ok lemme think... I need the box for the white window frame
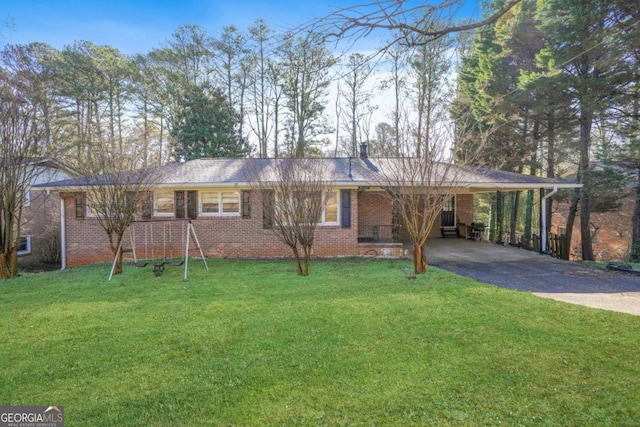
[154,190,175,217]
[17,235,31,256]
[86,200,98,218]
[275,191,340,226]
[199,190,241,217]
[320,190,339,226]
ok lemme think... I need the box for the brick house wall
[553,195,635,261]
[19,189,62,267]
[62,189,361,267]
[357,191,392,236]
[61,189,477,267]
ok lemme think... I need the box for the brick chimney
[359,143,368,159]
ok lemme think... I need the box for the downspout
[60,197,66,270]
[540,186,558,254]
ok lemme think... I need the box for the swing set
[108,219,209,282]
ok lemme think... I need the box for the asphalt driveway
[425,239,640,315]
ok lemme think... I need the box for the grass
[1,258,639,426]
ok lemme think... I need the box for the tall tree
[536,0,627,260]
[340,53,375,157]
[246,19,275,158]
[279,30,335,157]
[0,48,49,278]
[170,83,247,160]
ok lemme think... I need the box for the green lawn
[1,258,639,426]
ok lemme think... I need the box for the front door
[440,196,455,227]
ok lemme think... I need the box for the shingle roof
[36,157,578,192]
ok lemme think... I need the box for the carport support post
[540,186,558,254]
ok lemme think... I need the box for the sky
[2,0,375,54]
[1,0,484,54]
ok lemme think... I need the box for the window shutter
[262,189,274,229]
[242,190,251,219]
[141,191,152,220]
[341,189,351,228]
[75,192,86,219]
[187,191,198,219]
[175,191,185,219]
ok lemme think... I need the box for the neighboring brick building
[18,159,76,269]
[553,192,636,261]
[40,151,577,268]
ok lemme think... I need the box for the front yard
[1,259,638,425]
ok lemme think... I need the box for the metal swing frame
[108,218,209,282]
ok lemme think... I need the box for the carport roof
[37,157,579,192]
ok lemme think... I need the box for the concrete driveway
[425,239,640,315]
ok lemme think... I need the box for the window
[323,192,338,224]
[24,190,31,207]
[273,191,339,226]
[155,191,174,216]
[17,236,31,256]
[199,191,240,216]
[86,200,99,218]
[175,191,198,219]
[201,192,219,214]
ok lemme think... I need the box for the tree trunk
[290,245,304,276]
[413,242,426,274]
[0,250,18,279]
[109,231,125,275]
[524,190,534,246]
[564,191,580,260]
[496,191,504,243]
[579,110,594,261]
[631,169,640,262]
[302,244,312,276]
[509,192,520,244]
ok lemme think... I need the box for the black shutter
[175,191,185,219]
[242,190,251,219]
[187,191,198,219]
[262,189,274,229]
[75,192,86,219]
[341,189,351,229]
[141,191,152,220]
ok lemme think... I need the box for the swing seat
[170,259,184,267]
[152,262,165,276]
[134,261,148,268]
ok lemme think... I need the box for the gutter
[60,197,66,270]
[540,186,558,254]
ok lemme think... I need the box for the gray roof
[37,157,579,193]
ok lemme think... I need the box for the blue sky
[2,0,484,54]
[2,0,372,54]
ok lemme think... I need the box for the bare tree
[377,120,486,274]
[322,0,522,48]
[0,70,47,278]
[278,30,335,157]
[245,158,334,276]
[78,149,163,275]
[340,53,375,157]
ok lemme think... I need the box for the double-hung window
[17,236,31,255]
[274,191,339,226]
[154,190,175,217]
[200,191,240,216]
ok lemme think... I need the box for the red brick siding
[19,189,61,266]
[63,189,361,266]
[357,191,392,235]
[63,189,477,266]
[553,195,634,261]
